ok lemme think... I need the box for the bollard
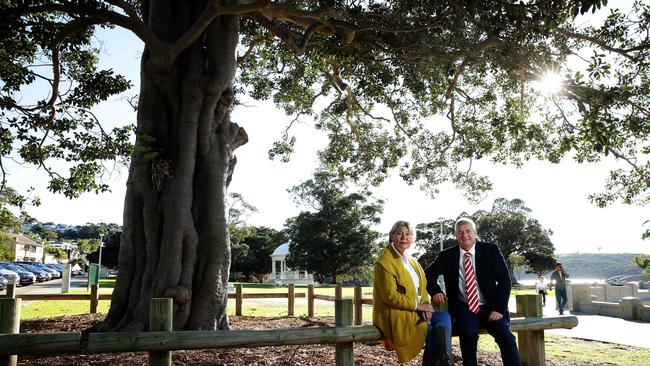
[90,284,99,314]
[5,284,15,299]
[335,284,342,299]
[235,283,242,316]
[288,284,295,316]
[61,263,71,294]
[149,298,173,366]
[516,294,544,366]
[335,299,354,366]
[308,284,314,317]
[353,286,363,325]
[0,298,21,366]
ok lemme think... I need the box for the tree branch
[250,12,306,55]
[556,28,650,61]
[170,0,271,57]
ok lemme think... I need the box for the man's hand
[432,293,447,305]
[488,311,503,322]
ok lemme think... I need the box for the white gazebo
[268,242,313,285]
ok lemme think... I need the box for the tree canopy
[3,0,650,331]
[415,219,455,268]
[0,232,16,261]
[631,254,650,275]
[2,1,649,209]
[474,198,556,282]
[418,198,556,282]
[524,251,558,277]
[285,171,382,284]
[231,226,287,283]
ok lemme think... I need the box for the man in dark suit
[425,217,521,366]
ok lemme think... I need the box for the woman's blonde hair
[388,220,416,244]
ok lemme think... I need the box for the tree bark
[99,1,246,331]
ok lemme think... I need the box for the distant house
[268,242,313,285]
[54,224,70,233]
[47,241,79,263]
[3,233,44,262]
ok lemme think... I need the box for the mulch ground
[16,314,614,365]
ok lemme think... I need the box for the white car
[0,269,20,286]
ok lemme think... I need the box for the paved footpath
[510,298,650,349]
[13,277,88,295]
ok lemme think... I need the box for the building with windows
[3,233,44,262]
[268,242,313,285]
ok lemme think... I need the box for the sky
[7,3,650,255]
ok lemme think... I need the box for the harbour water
[516,278,606,286]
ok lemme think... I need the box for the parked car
[72,269,86,277]
[0,263,36,286]
[0,276,6,291]
[13,263,50,282]
[0,268,20,286]
[44,264,64,276]
[25,262,61,279]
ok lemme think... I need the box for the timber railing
[0,294,577,366]
[5,283,306,316]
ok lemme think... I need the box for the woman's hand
[417,302,434,313]
[416,302,434,321]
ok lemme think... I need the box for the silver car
[0,268,20,286]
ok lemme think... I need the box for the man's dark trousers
[556,288,568,314]
[455,302,522,366]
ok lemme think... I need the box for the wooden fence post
[0,298,21,366]
[335,299,354,366]
[6,284,15,299]
[90,284,99,314]
[149,298,173,366]
[235,283,242,316]
[288,284,295,316]
[335,284,342,299]
[308,284,314,317]
[353,286,362,325]
[516,294,545,366]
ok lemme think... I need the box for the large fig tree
[2,1,649,331]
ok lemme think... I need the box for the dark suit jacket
[424,241,512,317]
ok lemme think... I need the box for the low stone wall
[573,283,640,302]
[639,305,650,321]
[569,284,648,322]
[579,300,619,317]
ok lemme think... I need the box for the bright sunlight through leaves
[533,71,564,95]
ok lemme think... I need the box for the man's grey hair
[388,220,416,243]
[455,217,476,232]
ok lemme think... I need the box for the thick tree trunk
[99,2,246,331]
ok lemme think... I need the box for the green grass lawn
[476,333,650,366]
[20,281,539,320]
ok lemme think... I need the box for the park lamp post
[438,217,445,252]
[98,233,104,279]
[597,246,602,284]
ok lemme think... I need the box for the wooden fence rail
[0,294,578,366]
[7,283,305,316]
[0,314,578,356]
[4,283,577,366]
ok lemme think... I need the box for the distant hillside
[514,253,644,281]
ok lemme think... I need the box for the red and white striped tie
[464,252,480,313]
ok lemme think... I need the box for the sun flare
[534,71,564,95]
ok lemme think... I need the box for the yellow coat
[373,245,430,363]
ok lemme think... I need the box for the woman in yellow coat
[373,221,452,365]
